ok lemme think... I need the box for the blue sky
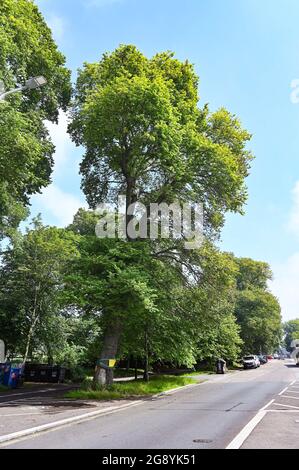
[33,0,299,320]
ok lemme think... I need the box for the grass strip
[66,375,198,401]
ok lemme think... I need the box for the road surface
[2,359,299,449]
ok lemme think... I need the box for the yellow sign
[108,359,116,368]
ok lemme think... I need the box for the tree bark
[46,347,54,365]
[23,283,41,364]
[126,177,136,240]
[143,328,149,382]
[23,325,33,364]
[93,171,135,388]
[23,314,39,364]
[93,318,122,388]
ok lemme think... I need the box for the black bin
[24,364,66,383]
[215,358,226,374]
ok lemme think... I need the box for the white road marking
[226,377,298,449]
[268,409,299,412]
[278,386,289,396]
[226,410,267,449]
[272,402,299,409]
[281,395,299,400]
[261,399,275,410]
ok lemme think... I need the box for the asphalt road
[3,359,298,449]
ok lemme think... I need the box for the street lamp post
[0,76,47,101]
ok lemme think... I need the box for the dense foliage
[0,4,284,386]
[283,319,299,351]
[67,45,254,385]
[233,257,282,354]
[0,0,71,238]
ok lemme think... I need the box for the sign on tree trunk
[0,340,5,363]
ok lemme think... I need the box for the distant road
[4,359,299,449]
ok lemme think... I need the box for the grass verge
[65,375,198,401]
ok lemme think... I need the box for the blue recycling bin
[8,366,22,389]
[2,364,11,386]
[0,363,24,389]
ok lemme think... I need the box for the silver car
[243,355,260,369]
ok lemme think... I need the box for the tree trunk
[23,283,40,364]
[143,328,149,382]
[23,315,39,364]
[93,319,122,388]
[47,347,54,365]
[125,177,138,240]
[93,174,134,388]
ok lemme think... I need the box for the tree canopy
[0,217,79,360]
[69,45,252,237]
[232,256,282,354]
[0,0,71,239]
[67,45,254,385]
[0,32,284,387]
[283,319,299,351]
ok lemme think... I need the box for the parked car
[258,355,267,364]
[267,355,273,360]
[243,355,260,369]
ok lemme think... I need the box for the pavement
[0,359,297,449]
[0,383,136,439]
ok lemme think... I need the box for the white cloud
[288,180,299,236]
[32,185,87,227]
[46,14,65,41]
[45,111,71,172]
[28,111,86,227]
[271,253,299,321]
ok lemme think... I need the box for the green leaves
[233,257,282,354]
[0,0,71,238]
[69,45,252,241]
[0,106,54,202]
[283,319,299,351]
[0,219,80,356]
[0,0,71,120]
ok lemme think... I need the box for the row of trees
[0,1,282,386]
[0,213,282,383]
[283,319,299,351]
